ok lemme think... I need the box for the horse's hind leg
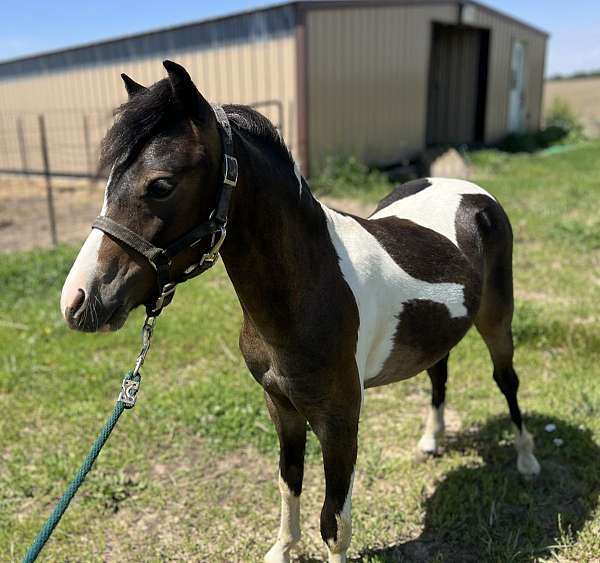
[418,354,449,455]
[475,236,540,477]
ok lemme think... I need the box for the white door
[508,41,526,132]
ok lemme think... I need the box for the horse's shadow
[302,414,600,562]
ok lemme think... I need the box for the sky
[1,1,599,77]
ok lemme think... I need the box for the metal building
[0,1,547,177]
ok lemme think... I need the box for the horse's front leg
[264,391,307,563]
[311,395,360,563]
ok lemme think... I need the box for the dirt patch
[320,196,373,218]
[0,177,374,254]
[0,174,105,252]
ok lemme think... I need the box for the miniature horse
[60,61,540,562]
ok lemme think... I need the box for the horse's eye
[146,178,175,200]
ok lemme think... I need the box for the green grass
[1,141,600,562]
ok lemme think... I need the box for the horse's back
[369,177,512,276]
[371,177,497,241]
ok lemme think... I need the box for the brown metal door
[426,24,489,146]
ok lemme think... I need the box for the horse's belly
[364,343,450,388]
[363,344,427,388]
[361,298,474,389]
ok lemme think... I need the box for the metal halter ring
[201,225,227,265]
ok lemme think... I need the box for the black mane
[223,104,293,166]
[100,78,293,174]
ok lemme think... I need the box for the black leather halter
[92,105,238,317]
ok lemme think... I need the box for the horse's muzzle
[63,286,128,332]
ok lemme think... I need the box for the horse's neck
[220,141,328,341]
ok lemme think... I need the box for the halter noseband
[92,105,238,317]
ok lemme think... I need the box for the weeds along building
[0,1,547,176]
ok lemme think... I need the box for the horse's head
[61,61,224,332]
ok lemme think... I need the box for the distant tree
[547,69,600,81]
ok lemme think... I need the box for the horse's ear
[163,60,213,125]
[120,73,146,98]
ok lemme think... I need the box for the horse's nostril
[68,288,86,319]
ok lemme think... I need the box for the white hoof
[329,553,347,563]
[419,404,445,455]
[514,424,541,478]
[264,544,291,563]
[518,452,541,478]
[418,434,438,455]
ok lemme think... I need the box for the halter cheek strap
[92,104,238,317]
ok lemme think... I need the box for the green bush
[499,126,570,154]
[545,97,586,142]
[499,131,541,153]
[498,98,586,153]
[537,125,569,147]
[312,155,392,200]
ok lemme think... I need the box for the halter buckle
[152,283,177,315]
[201,226,227,265]
[223,155,238,187]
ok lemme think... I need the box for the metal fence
[0,100,284,252]
[0,110,112,178]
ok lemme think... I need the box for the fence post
[82,114,93,178]
[17,117,29,175]
[38,114,58,247]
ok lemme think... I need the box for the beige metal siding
[468,5,547,142]
[0,35,298,174]
[306,4,458,175]
[0,1,548,179]
[306,2,547,173]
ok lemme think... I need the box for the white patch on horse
[327,471,354,563]
[264,475,301,563]
[60,171,112,317]
[100,169,112,216]
[371,178,495,247]
[293,162,303,198]
[418,403,445,454]
[321,204,467,388]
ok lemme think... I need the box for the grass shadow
[352,413,599,562]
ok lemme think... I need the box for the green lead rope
[22,371,141,563]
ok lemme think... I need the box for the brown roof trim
[0,1,295,67]
[297,1,548,37]
[465,1,549,38]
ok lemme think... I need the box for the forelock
[99,79,184,175]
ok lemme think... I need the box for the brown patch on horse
[366,301,473,388]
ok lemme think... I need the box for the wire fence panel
[0,109,112,250]
[0,109,113,177]
[0,100,284,252]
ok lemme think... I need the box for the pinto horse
[60,61,540,562]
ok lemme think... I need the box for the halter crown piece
[92,105,238,317]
